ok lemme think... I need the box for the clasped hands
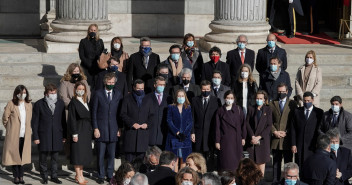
[251,136,261,145]
[273,131,286,138]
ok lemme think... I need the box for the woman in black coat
[68,82,93,184]
[245,90,272,176]
[78,24,104,88]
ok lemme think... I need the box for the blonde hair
[237,64,256,84]
[86,24,100,41]
[73,81,88,103]
[61,63,87,82]
[256,90,269,105]
[186,153,207,174]
[176,167,199,185]
[305,50,318,67]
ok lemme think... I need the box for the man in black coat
[226,35,255,85]
[146,151,177,185]
[256,34,287,75]
[191,80,221,160]
[120,79,155,162]
[302,134,337,185]
[272,162,308,185]
[259,57,292,101]
[145,76,172,149]
[32,84,66,184]
[291,92,324,172]
[201,46,231,86]
[326,128,352,185]
[210,70,231,105]
[91,73,122,184]
[155,64,173,96]
[127,37,161,93]
[171,68,200,103]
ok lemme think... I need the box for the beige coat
[2,101,32,166]
[295,65,322,107]
[58,80,91,108]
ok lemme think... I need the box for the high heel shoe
[75,176,86,185]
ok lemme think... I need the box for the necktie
[332,114,338,127]
[270,49,274,54]
[279,101,284,113]
[214,88,219,96]
[241,51,245,64]
[157,94,161,105]
[203,98,208,109]
[108,92,111,102]
[305,109,310,120]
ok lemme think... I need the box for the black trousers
[39,151,59,179]
[272,149,293,182]
[269,0,295,35]
[12,137,24,178]
[302,0,319,33]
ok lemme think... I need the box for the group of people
[2,23,352,185]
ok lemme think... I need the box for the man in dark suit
[270,83,297,182]
[259,57,292,101]
[171,68,200,103]
[201,46,231,86]
[146,151,177,185]
[210,70,231,105]
[145,76,171,149]
[191,80,221,160]
[155,64,173,96]
[302,134,337,185]
[272,162,308,185]
[320,96,352,152]
[291,91,324,171]
[127,37,161,93]
[256,34,287,75]
[91,73,122,184]
[326,128,352,185]
[226,35,255,85]
[121,79,155,162]
[32,84,66,184]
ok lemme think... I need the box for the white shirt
[242,82,248,116]
[304,105,314,118]
[155,92,163,101]
[106,89,113,100]
[18,101,26,138]
[238,48,246,59]
[279,97,287,105]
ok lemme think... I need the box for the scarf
[271,67,281,80]
[44,96,57,115]
[169,57,183,77]
[184,47,199,66]
[132,92,145,107]
[112,49,123,59]
[140,48,152,69]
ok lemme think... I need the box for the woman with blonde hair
[186,152,207,175]
[295,50,322,107]
[175,167,200,185]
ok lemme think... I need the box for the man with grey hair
[140,146,162,173]
[226,34,255,85]
[202,172,221,185]
[127,37,161,93]
[272,162,308,185]
[171,68,200,103]
[130,172,148,185]
[326,128,352,185]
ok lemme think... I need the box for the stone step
[0,63,70,76]
[0,53,80,64]
[0,75,62,87]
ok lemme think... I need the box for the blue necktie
[279,101,284,113]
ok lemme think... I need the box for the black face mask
[202,91,211,97]
[89,32,96,39]
[182,79,190,85]
[160,74,169,80]
[71,74,81,81]
[278,93,287,99]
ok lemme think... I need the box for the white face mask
[241,72,249,79]
[305,58,314,65]
[123,178,131,185]
[182,181,193,185]
[76,90,85,97]
[48,93,57,101]
[114,43,121,49]
[17,94,27,100]
[225,99,234,106]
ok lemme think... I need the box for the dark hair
[326,128,340,139]
[256,90,269,105]
[110,36,124,52]
[209,46,222,56]
[303,91,314,99]
[236,158,263,185]
[183,33,196,47]
[74,81,88,103]
[200,80,211,88]
[159,151,177,165]
[223,90,235,101]
[330,96,342,104]
[277,83,288,91]
[169,44,182,53]
[220,171,236,185]
[316,134,331,150]
[157,63,169,74]
[107,56,120,65]
[133,79,145,88]
[270,56,282,64]
[44,83,57,95]
[104,72,117,84]
[114,162,135,185]
[154,76,166,84]
[140,37,151,45]
[131,157,144,173]
[202,172,221,185]
[12,85,31,105]
[213,70,222,77]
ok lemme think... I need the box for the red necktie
[241,52,245,64]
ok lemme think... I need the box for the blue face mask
[256,99,264,106]
[186,41,194,47]
[110,65,118,72]
[304,102,313,109]
[270,64,278,72]
[156,86,165,93]
[285,179,297,185]
[177,97,185,104]
[134,90,145,96]
[142,47,151,54]
[331,105,340,113]
[267,41,276,48]
[212,78,221,86]
[230,183,236,185]
[238,42,246,50]
[331,143,339,151]
[171,53,180,61]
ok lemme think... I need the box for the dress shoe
[42,178,48,184]
[19,177,25,184]
[97,178,105,184]
[51,178,62,184]
[106,177,111,182]
[13,177,19,184]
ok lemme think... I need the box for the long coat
[192,95,221,152]
[201,60,231,86]
[291,106,324,168]
[215,105,246,171]
[245,105,272,164]
[120,94,154,153]
[269,99,297,150]
[91,88,122,142]
[295,65,322,107]
[127,52,161,93]
[330,147,352,185]
[259,69,293,101]
[95,70,128,98]
[226,48,255,84]
[59,80,91,108]
[320,108,352,152]
[210,84,231,105]
[233,80,258,108]
[165,105,193,161]
[2,101,32,166]
[181,48,203,84]
[256,45,287,75]
[32,98,67,151]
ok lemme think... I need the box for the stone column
[199,0,270,51]
[45,0,113,53]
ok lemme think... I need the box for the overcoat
[295,65,322,107]
[226,48,255,84]
[256,46,287,75]
[201,60,231,86]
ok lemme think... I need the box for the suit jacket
[330,147,352,185]
[256,46,287,75]
[120,94,155,153]
[295,65,322,107]
[146,166,176,185]
[201,60,231,86]
[32,98,67,151]
[127,52,161,93]
[272,179,308,185]
[233,80,258,108]
[211,84,231,105]
[191,95,221,152]
[226,48,255,84]
[302,149,337,185]
[171,84,201,103]
[95,70,129,98]
[91,88,122,142]
[320,108,352,152]
[259,69,292,101]
[245,105,273,164]
[291,106,324,168]
[269,99,297,150]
